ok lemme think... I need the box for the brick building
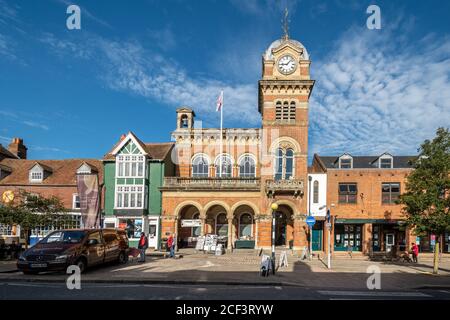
[160,33,313,251]
[0,138,103,244]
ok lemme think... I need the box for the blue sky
[1,0,449,161]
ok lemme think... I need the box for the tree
[0,190,69,248]
[399,127,450,274]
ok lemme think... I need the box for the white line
[318,290,431,297]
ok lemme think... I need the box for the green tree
[399,127,450,274]
[0,190,69,248]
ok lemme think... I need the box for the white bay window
[117,155,145,178]
[115,185,145,209]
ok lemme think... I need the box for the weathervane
[282,7,289,40]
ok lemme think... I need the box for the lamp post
[271,202,278,275]
[327,204,335,270]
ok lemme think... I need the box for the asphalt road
[1,282,450,300]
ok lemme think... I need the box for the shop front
[334,222,363,252]
[371,221,406,254]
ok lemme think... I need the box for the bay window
[117,155,145,178]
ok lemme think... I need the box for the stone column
[227,218,233,250]
[200,217,206,236]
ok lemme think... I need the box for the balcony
[162,177,261,191]
[265,179,304,198]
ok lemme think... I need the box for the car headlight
[55,255,68,262]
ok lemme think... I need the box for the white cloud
[0,110,50,131]
[309,26,450,156]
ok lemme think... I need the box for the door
[312,222,323,251]
[103,230,120,262]
[148,219,158,249]
[275,212,287,246]
[386,233,395,253]
[86,231,105,266]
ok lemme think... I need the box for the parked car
[17,228,129,275]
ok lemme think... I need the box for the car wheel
[118,251,127,264]
[75,258,87,273]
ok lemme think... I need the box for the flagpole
[220,90,223,177]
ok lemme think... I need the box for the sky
[0,0,449,161]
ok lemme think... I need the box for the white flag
[216,90,223,112]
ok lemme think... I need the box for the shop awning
[335,218,404,225]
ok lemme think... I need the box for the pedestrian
[167,233,175,258]
[138,232,148,262]
[411,242,419,263]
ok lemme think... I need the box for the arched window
[289,101,296,120]
[274,148,283,181]
[285,148,294,179]
[239,155,256,178]
[215,213,228,236]
[192,212,201,237]
[239,213,253,239]
[192,154,209,178]
[275,101,282,120]
[282,101,289,120]
[274,147,295,180]
[215,154,232,178]
[313,180,319,203]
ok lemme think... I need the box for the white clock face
[277,55,297,74]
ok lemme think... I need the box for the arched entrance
[233,204,256,249]
[205,204,229,248]
[177,205,201,248]
[274,205,294,247]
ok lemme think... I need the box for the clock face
[277,55,297,74]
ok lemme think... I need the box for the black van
[17,229,129,274]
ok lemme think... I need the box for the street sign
[306,216,316,227]
[181,219,201,227]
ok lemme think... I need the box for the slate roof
[315,154,416,169]
[0,159,103,185]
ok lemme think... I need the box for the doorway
[312,221,323,251]
[275,212,287,246]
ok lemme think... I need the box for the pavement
[1,250,450,291]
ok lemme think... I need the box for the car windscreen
[41,231,87,244]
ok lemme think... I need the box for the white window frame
[379,155,393,169]
[214,153,234,178]
[29,166,44,182]
[215,212,228,236]
[72,194,80,209]
[273,148,296,180]
[191,153,210,178]
[115,155,146,178]
[114,184,145,209]
[339,155,353,169]
[238,153,257,178]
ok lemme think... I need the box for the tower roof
[264,38,309,61]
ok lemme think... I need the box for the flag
[216,90,223,112]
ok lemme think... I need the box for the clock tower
[258,12,315,249]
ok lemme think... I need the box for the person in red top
[167,233,175,258]
[138,232,148,263]
[411,243,419,263]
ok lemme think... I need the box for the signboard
[195,236,205,251]
[279,250,288,268]
[204,234,218,252]
[431,234,436,246]
[306,216,316,228]
[181,219,202,227]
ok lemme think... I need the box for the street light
[327,203,336,270]
[271,202,278,275]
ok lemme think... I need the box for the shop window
[118,218,142,239]
[381,183,400,204]
[338,183,357,203]
[239,213,253,239]
[334,224,362,251]
[215,213,228,236]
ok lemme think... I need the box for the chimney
[8,138,27,159]
[120,134,126,141]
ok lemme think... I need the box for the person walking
[167,233,175,258]
[138,232,148,262]
[411,243,419,263]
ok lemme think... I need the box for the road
[1,282,450,300]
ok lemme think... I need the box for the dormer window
[29,166,44,182]
[338,155,353,169]
[379,155,393,169]
[77,163,93,175]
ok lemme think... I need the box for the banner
[76,173,100,228]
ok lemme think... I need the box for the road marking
[318,290,431,297]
